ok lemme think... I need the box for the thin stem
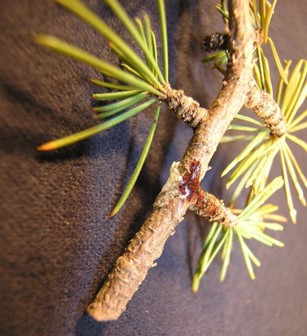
[189,188,237,228]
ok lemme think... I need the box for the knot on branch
[161,85,208,128]
[246,86,287,137]
[190,189,237,228]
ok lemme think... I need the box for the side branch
[161,84,208,128]
[190,188,237,228]
[246,85,287,137]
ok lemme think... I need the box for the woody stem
[87,0,255,321]
[246,84,287,137]
[189,188,237,228]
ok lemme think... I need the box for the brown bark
[161,85,208,128]
[87,0,255,321]
[246,85,287,137]
[190,188,237,228]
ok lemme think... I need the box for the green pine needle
[220,229,233,281]
[110,105,161,216]
[268,37,288,84]
[37,1,171,212]
[239,177,284,220]
[222,59,306,222]
[94,92,148,117]
[236,232,256,279]
[157,0,169,83]
[229,124,259,132]
[36,35,160,96]
[56,0,162,88]
[93,90,141,101]
[38,98,157,151]
[234,114,263,126]
[284,142,307,187]
[221,135,254,143]
[280,150,297,223]
[193,179,285,288]
[263,0,278,43]
[216,3,229,20]
[276,60,292,105]
[90,79,136,91]
[104,0,165,84]
[134,15,159,78]
[201,51,228,64]
[222,131,268,178]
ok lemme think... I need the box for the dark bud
[202,33,230,52]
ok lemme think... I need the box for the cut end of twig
[87,301,121,322]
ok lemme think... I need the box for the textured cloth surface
[0,1,306,335]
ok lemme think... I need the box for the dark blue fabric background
[0,1,306,335]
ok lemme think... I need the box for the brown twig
[246,84,287,137]
[190,188,237,228]
[87,0,255,321]
[161,85,208,128]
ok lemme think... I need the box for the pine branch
[87,0,256,321]
[34,0,305,322]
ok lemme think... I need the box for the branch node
[160,84,208,128]
[190,189,237,228]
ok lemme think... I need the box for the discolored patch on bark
[179,161,201,201]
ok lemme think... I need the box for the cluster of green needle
[194,0,306,288]
[36,0,169,215]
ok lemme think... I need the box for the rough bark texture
[246,85,287,137]
[189,189,237,228]
[87,161,201,320]
[87,0,256,321]
[162,85,208,127]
